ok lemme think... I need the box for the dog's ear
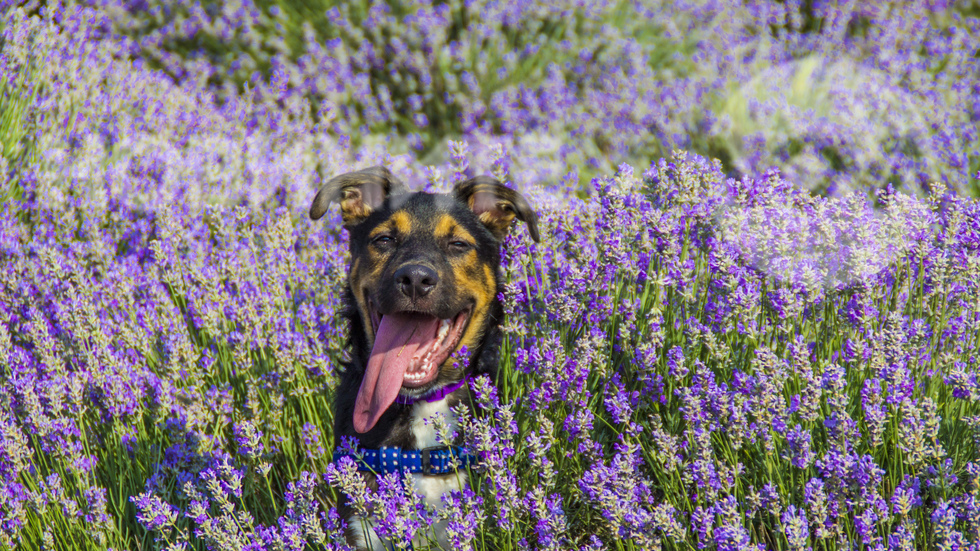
[309,166,405,226]
[453,176,539,242]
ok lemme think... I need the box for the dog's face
[310,167,538,433]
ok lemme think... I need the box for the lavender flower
[2,2,980,549]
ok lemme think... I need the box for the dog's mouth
[368,303,471,389]
[353,301,471,433]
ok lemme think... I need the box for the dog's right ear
[309,166,405,226]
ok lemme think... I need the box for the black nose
[394,264,438,300]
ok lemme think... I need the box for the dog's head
[310,166,538,433]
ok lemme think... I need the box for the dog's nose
[394,264,438,300]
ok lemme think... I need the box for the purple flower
[131,491,179,531]
[784,424,815,469]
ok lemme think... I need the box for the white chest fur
[350,397,468,550]
[410,396,455,448]
[409,396,467,503]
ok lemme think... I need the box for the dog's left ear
[453,176,539,243]
[309,166,405,226]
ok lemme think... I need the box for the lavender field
[1,1,980,549]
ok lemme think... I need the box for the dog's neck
[409,397,457,448]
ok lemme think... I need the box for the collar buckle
[420,445,451,475]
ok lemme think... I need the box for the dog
[309,166,538,550]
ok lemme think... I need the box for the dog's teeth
[436,318,451,344]
[403,358,436,384]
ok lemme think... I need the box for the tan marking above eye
[434,214,455,239]
[369,210,412,238]
[435,213,476,243]
[390,211,411,235]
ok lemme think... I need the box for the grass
[0,22,42,204]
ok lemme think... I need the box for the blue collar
[333,445,479,475]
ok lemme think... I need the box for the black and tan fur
[309,166,538,549]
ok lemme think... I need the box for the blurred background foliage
[5,0,975,197]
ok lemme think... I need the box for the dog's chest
[409,397,455,448]
[408,397,465,506]
[350,397,466,549]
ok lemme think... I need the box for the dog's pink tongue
[353,313,437,433]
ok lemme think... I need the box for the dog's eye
[372,235,395,246]
[448,240,472,251]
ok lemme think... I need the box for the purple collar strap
[395,375,472,406]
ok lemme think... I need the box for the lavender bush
[1,2,980,550]
[77,0,980,195]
